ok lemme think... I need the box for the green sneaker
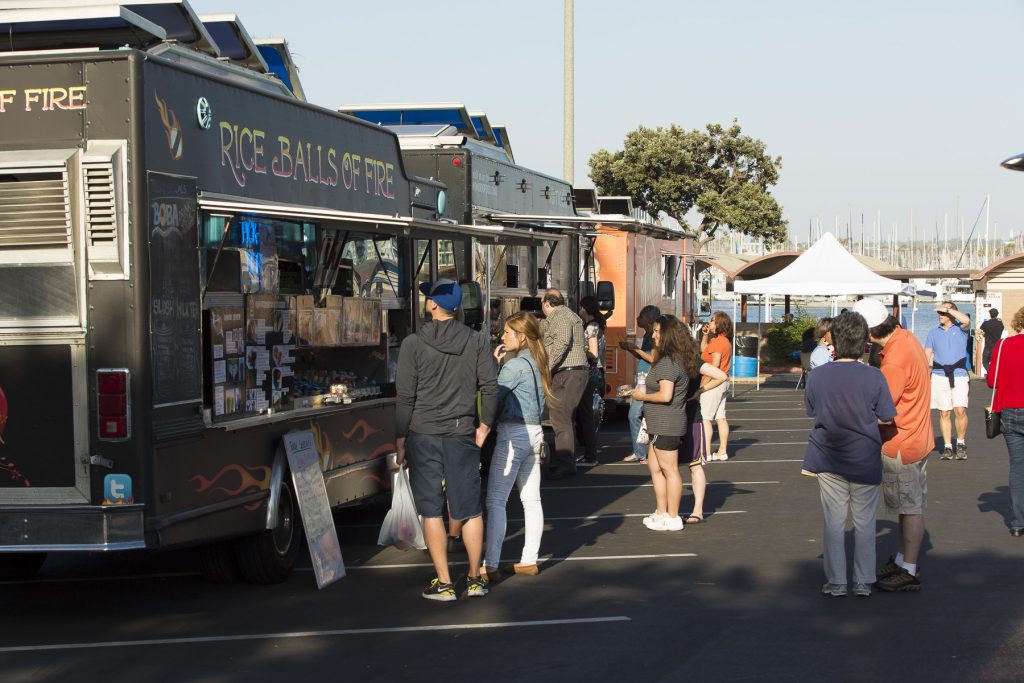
[465,575,489,598]
[422,578,457,602]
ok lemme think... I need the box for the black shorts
[406,431,481,520]
[650,433,682,452]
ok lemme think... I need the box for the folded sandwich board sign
[282,429,345,588]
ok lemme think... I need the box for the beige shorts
[699,382,727,421]
[882,453,928,515]
[930,374,969,411]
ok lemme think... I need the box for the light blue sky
[190,0,1024,244]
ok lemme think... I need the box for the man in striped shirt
[540,289,589,480]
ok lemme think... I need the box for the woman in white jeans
[483,312,553,582]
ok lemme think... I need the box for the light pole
[563,0,574,185]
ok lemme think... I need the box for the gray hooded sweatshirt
[395,318,499,438]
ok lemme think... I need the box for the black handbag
[985,343,1003,439]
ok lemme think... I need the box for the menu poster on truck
[148,173,202,406]
[208,306,244,419]
[245,295,295,410]
[282,429,345,588]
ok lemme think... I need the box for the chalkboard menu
[148,173,202,406]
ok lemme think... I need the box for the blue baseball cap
[419,278,462,313]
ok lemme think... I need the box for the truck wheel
[0,552,46,580]
[197,540,241,583]
[234,477,303,584]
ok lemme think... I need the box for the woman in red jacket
[987,306,1024,537]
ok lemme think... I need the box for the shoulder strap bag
[985,343,1003,439]
[527,359,551,463]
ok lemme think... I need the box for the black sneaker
[955,442,967,460]
[876,555,900,579]
[422,578,457,602]
[876,567,922,592]
[465,575,489,598]
[578,456,599,467]
[940,447,953,461]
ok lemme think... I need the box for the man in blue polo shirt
[925,301,972,460]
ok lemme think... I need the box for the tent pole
[731,296,736,398]
[756,295,761,392]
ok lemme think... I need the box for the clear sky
[189,0,1024,244]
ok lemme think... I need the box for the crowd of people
[394,276,1023,602]
[802,298,1024,597]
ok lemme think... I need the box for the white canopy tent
[728,232,911,391]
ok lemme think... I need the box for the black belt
[932,358,967,388]
[555,365,588,374]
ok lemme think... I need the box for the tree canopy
[589,122,787,250]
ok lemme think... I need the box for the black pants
[574,375,600,459]
[548,368,589,470]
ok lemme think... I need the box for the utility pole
[563,0,574,185]
[985,193,990,266]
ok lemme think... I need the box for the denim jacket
[496,349,545,426]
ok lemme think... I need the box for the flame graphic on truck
[154,92,183,160]
[0,386,31,486]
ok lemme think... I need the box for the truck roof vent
[0,172,72,250]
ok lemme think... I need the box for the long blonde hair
[504,311,553,402]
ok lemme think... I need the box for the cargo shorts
[882,452,928,515]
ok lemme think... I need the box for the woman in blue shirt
[809,317,834,370]
[484,312,552,580]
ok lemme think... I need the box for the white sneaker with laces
[643,512,668,529]
[649,515,684,531]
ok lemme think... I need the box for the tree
[589,121,787,250]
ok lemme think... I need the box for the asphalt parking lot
[1,376,1022,682]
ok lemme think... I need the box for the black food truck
[0,2,497,582]
[338,103,618,428]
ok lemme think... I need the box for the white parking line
[518,510,746,522]
[333,510,745,530]
[328,552,698,570]
[0,616,632,653]
[0,571,200,586]
[706,459,802,464]
[546,481,780,490]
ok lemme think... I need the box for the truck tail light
[97,369,130,441]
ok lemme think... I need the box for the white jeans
[485,422,544,568]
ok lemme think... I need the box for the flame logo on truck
[155,92,183,160]
[0,386,31,487]
[0,386,6,445]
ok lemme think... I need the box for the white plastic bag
[378,468,426,551]
[637,417,650,445]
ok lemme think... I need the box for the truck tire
[0,552,46,580]
[234,476,303,584]
[197,540,241,583]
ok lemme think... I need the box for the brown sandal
[684,515,704,524]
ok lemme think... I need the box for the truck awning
[197,194,539,241]
[485,212,696,240]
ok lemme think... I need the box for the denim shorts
[406,431,481,521]
[882,452,928,515]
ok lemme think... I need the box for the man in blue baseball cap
[396,278,499,601]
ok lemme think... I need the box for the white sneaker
[643,512,667,529]
[649,515,684,531]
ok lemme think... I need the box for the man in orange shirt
[855,299,932,592]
